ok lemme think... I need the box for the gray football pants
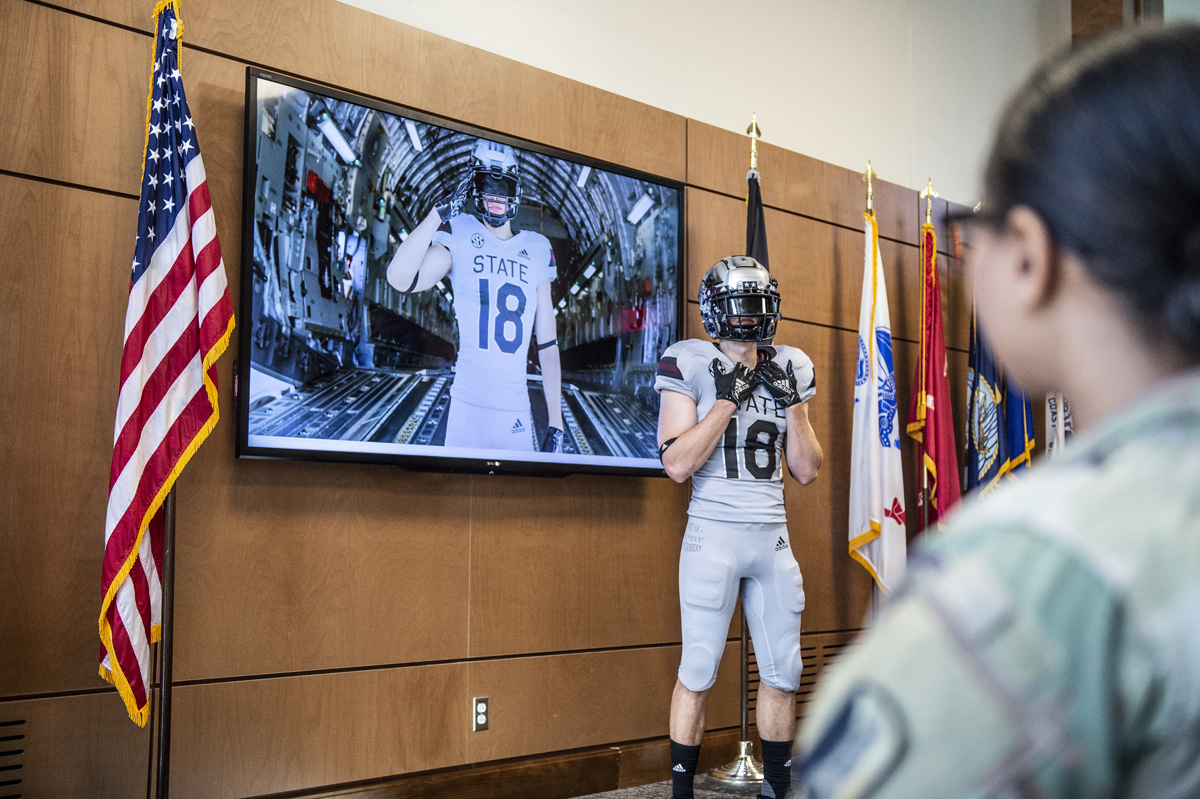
[677,516,806,693]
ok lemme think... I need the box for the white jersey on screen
[654,338,817,524]
[433,214,556,415]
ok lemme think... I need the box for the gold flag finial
[747,113,762,171]
[862,160,877,212]
[920,178,940,225]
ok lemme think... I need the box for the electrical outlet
[472,697,489,731]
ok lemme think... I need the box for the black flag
[746,169,769,267]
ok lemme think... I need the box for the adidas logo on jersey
[775,536,788,551]
[511,419,525,434]
[784,758,792,768]
[672,763,687,773]
[517,248,530,260]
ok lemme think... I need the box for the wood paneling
[265,747,623,799]
[943,249,971,355]
[169,663,469,799]
[469,475,688,656]
[41,0,687,183]
[0,693,149,799]
[255,730,749,798]
[0,176,136,696]
[1072,0,1127,41]
[0,2,148,195]
[687,119,929,247]
[173,449,474,679]
[2,1,981,796]
[686,187,968,350]
[465,644,741,763]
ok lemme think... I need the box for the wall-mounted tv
[236,69,683,476]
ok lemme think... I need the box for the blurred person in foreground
[794,24,1200,799]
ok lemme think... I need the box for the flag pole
[861,160,881,619]
[710,113,767,788]
[918,179,937,536]
[917,179,939,538]
[155,487,177,799]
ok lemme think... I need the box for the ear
[1005,205,1060,312]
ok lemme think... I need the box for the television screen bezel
[235,66,685,478]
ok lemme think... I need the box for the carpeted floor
[578,775,763,798]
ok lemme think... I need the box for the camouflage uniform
[795,369,1200,799]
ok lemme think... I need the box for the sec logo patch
[471,234,485,249]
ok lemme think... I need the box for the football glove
[433,177,471,222]
[539,426,564,453]
[712,359,759,406]
[756,359,803,407]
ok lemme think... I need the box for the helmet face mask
[469,140,520,227]
[699,256,781,342]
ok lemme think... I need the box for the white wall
[337,0,1070,205]
[1166,0,1200,21]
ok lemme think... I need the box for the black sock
[760,738,793,799]
[669,739,701,799]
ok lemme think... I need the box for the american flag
[99,2,234,726]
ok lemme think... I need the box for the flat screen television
[236,68,684,476]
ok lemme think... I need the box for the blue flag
[964,307,1035,495]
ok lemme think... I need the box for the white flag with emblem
[848,210,907,591]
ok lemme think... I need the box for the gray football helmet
[698,256,782,342]
[469,139,521,226]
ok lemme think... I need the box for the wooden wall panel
[686,187,960,350]
[0,176,135,696]
[3,1,983,796]
[943,250,971,355]
[42,0,687,183]
[1073,0,1127,41]
[169,663,470,799]
[173,450,474,680]
[687,120,932,247]
[465,644,741,763]
[0,2,147,195]
[469,475,688,657]
[0,693,149,799]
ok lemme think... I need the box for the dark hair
[985,23,1200,354]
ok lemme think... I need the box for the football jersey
[655,339,817,524]
[433,214,557,411]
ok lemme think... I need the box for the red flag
[99,0,234,725]
[906,222,960,531]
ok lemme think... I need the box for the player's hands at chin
[755,360,801,407]
[712,359,760,406]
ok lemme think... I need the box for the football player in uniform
[386,139,564,452]
[655,256,823,799]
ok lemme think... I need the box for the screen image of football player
[655,256,823,799]
[386,139,563,453]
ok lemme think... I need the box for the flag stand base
[707,740,763,785]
